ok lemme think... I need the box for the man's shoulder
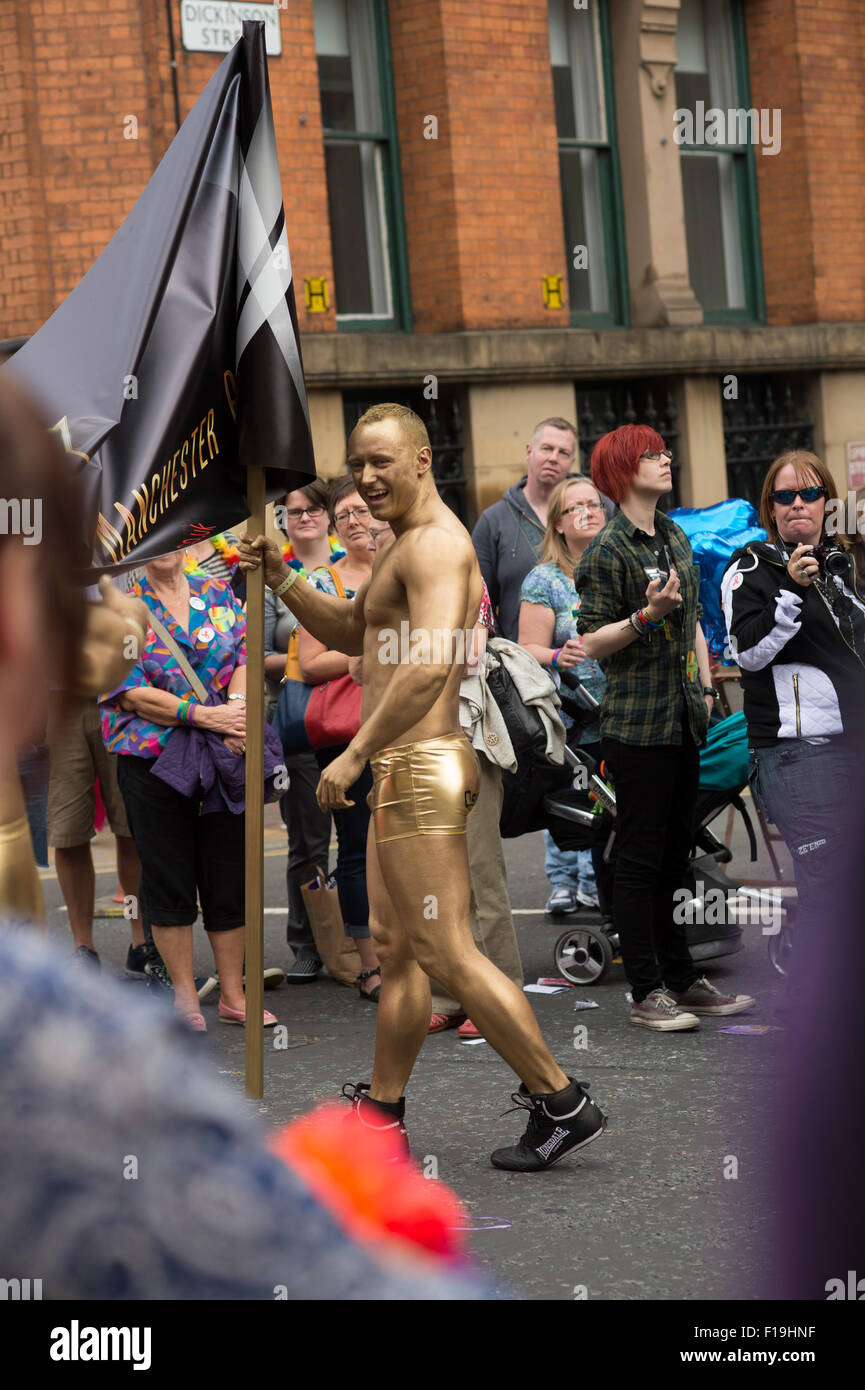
[400,517,475,566]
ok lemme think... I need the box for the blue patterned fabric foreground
[669,499,767,662]
[0,927,491,1301]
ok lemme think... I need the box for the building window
[314,0,410,330]
[674,0,765,323]
[548,0,628,327]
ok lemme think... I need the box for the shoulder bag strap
[147,610,210,704]
[317,563,348,600]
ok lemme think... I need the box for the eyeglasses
[284,505,325,520]
[561,503,604,517]
[334,505,371,525]
[640,450,673,463]
[769,486,827,505]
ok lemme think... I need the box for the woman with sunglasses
[721,451,865,987]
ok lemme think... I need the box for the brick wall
[0,1,335,342]
[3,1,862,343]
[390,0,567,332]
[746,0,865,325]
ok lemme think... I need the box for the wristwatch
[228,693,247,702]
[702,685,720,701]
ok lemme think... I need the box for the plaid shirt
[574,508,709,746]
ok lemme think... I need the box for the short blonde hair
[541,475,604,575]
[352,402,430,457]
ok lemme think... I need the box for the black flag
[5,20,315,573]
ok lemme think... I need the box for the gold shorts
[369,733,480,843]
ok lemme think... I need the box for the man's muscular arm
[237,533,367,656]
[351,529,471,759]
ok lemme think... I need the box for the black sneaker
[125,941,158,979]
[144,959,212,999]
[73,944,100,970]
[490,1077,606,1172]
[341,1082,410,1157]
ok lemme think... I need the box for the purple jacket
[151,699,285,814]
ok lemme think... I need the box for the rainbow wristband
[177,698,196,724]
[640,608,665,629]
[551,648,562,669]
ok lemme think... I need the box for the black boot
[490,1077,606,1172]
[341,1082,410,1157]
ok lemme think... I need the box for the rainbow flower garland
[182,532,239,576]
[181,532,345,582]
[282,534,345,581]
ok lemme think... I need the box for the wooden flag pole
[244,464,266,1099]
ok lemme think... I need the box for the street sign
[180,2,282,56]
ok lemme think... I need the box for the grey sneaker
[545,887,578,915]
[670,976,756,1016]
[73,945,100,970]
[285,947,324,982]
[576,889,600,909]
[630,988,700,1031]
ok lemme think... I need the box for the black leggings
[600,726,700,1002]
[314,745,372,939]
[117,755,244,931]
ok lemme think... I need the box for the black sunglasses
[769,486,828,505]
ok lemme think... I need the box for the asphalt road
[40,793,791,1301]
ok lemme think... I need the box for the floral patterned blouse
[519,561,605,742]
[99,572,246,758]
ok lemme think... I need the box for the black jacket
[721,542,865,746]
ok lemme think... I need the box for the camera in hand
[807,541,851,579]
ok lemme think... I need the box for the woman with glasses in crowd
[518,474,609,915]
[266,480,344,982]
[299,478,382,1001]
[721,452,865,988]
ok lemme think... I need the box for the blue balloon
[669,499,767,663]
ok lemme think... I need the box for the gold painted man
[239,404,607,1170]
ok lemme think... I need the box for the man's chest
[363,557,406,633]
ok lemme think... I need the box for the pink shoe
[428,1011,465,1034]
[457,1018,482,1040]
[218,1000,277,1027]
[182,1012,207,1032]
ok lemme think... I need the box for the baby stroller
[540,676,768,985]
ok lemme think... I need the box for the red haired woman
[576,425,754,1031]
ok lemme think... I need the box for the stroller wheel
[554,925,613,985]
[768,920,794,978]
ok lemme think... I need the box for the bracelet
[177,698,193,724]
[640,608,665,629]
[227,692,246,702]
[272,568,299,599]
[551,648,562,669]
